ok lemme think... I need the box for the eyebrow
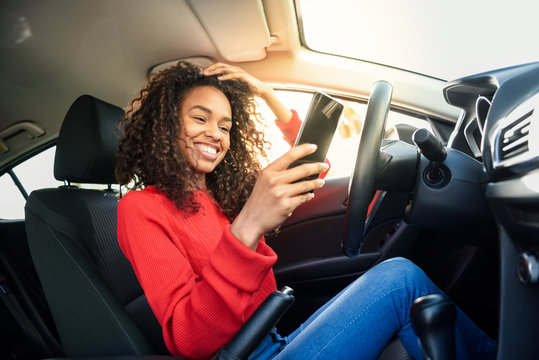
[190,105,232,122]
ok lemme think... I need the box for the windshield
[297,0,539,80]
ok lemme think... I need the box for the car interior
[1,0,539,359]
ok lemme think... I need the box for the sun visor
[187,0,271,62]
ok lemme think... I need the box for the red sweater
[118,187,278,358]
[275,109,302,147]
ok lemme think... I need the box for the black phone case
[288,92,343,180]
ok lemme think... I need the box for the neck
[190,173,206,190]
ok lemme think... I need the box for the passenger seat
[24,95,169,357]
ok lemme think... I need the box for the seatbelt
[0,271,54,358]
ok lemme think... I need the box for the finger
[203,67,247,84]
[280,162,329,185]
[214,72,245,82]
[269,143,318,170]
[202,63,239,76]
[200,64,219,75]
[285,177,326,197]
[201,62,228,72]
[287,191,316,211]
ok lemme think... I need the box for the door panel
[270,177,349,269]
[269,177,385,333]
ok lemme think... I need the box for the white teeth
[199,145,217,154]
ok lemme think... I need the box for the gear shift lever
[410,294,457,360]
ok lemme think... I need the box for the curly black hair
[116,61,268,220]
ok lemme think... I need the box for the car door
[0,145,65,357]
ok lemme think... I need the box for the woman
[116,61,495,359]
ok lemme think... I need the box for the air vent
[499,110,532,160]
[492,91,539,170]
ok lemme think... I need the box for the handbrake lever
[215,287,295,360]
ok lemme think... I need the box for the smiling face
[178,86,232,187]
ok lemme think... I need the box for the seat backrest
[24,95,168,356]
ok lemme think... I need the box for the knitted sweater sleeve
[275,109,303,147]
[117,190,277,359]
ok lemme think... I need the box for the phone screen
[288,92,343,180]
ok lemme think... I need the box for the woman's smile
[194,142,220,160]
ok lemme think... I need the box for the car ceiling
[0,0,459,170]
[0,0,277,166]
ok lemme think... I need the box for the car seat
[24,95,169,357]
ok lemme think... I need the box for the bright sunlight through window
[297,0,539,80]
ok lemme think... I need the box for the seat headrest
[54,95,125,184]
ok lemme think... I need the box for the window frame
[0,140,57,220]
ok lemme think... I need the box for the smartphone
[288,91,343,181]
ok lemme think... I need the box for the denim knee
[372,257,434,292]
[379,257,421,276]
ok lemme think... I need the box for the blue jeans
[249,257,496,360]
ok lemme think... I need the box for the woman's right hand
[230,143,328,250]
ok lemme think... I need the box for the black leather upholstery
[378,335,412,360]
[54,95,122,184]
[25,95,168,356]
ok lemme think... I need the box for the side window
[0,175,26,219]
[258,89,433,178]
[256,91,314,164]
[0,146,61,219]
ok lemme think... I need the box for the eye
[193,115,206,123]
[219,126,230,133]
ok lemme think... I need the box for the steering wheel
[342,81,393,257]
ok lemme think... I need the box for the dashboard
[443,62,539,180]
[442,61,539,358]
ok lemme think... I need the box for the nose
[204,122,225,140]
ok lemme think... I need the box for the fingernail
[308,143,317,150]
[317,179,325,186]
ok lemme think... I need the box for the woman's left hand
[201,62,273,99]
[202,62,293,123]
